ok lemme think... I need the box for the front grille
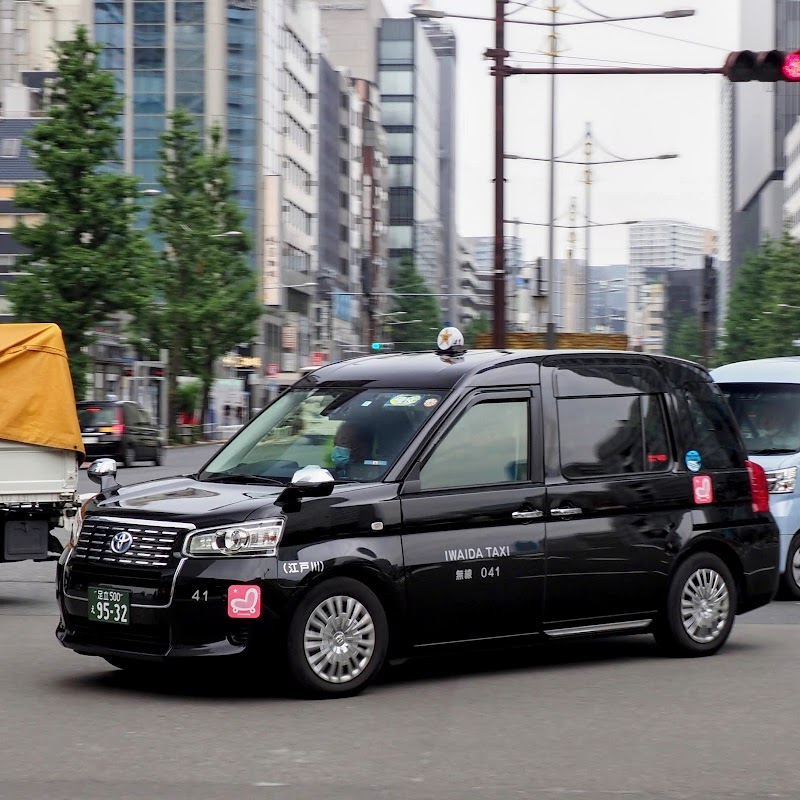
[73,518,188,568]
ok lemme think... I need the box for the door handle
[551,507,582,517]
[512,510,544,520]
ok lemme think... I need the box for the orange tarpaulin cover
[0,323,84,457]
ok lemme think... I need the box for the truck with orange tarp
[0,323,84,561]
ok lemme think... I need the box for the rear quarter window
[682,382,744,469]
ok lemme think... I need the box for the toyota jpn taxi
[57,330,779,697]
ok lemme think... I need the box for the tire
[153,443,164,467]
[286,577,388,698]
[122,444,136,468]
[779,534,800,600]
[653,552,737,657]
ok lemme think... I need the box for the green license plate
[88,587,130,625]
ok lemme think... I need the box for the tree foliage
[388,258,441,351]
[144,109,259,438]
[665,312,703,362]
[723,230,800,363]
[8,25,154,399]
[464,313,490,348]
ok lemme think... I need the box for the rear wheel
[286,577,388,698]
[654,552,737,657]
[153,443,164,467]
[779,535,800,599]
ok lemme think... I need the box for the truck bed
[0,439,79,505]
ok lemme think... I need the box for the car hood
[87,476,285,529]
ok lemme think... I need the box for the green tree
[665,312,703,362]
[145,109,259,438]
[8,25,155,399]
[181,125,260,427]
[388,258,441,351]
[464,312,490,348]
[723,230,800,363]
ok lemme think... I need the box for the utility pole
[701,254,714,367]
[583,122,593,333]
[545,4,559,349]
[565,197,578,331]
[490,0,507,348]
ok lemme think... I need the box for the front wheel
[286,577,388,698]
[779,535,800,599]
[653,552,737,657]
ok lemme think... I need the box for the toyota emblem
[110,531,134,555]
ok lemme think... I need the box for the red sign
[228,585,261,619]
[311,351,325,367]
[693,475,714,505]
[266,363,279,376]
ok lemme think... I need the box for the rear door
[137,406,159,454]
[400,389,547,646]
[542,358,688,628]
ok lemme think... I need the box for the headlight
[184,519,285,557]
[766,467,797,495]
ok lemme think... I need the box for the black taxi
[57,329,780,697]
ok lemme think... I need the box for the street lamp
[409,2,695,349]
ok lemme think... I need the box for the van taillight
[746,460,770,514]
[112,408,125,437]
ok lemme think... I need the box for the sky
[382,0,740,266]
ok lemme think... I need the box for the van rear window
[682,383,744,469]
[78,407,118,428]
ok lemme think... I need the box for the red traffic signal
[724,50,800,82]
[148,366,164,378]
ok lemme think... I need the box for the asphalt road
[2,445,800,799]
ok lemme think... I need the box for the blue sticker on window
[686,450,702,473]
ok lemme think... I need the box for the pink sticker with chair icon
[693,475,714,505]
[227,585,261,619]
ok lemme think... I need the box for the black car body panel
[57,350,780,666]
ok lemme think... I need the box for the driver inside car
[330,421,378,480]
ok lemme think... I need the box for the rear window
[682,383,744,469]
[78,406,118,428]
[558,394,672,479]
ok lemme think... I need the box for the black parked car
[58,332,779,697]
[77,401,162,468]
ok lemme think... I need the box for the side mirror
[88,458,119,493]
[288,465,335,498]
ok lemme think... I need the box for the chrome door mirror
[289,465,335,498]
[88,458,119,492]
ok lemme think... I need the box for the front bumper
[56,550,289,661]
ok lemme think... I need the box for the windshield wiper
[201,473,286,486]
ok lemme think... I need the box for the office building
[627,220,713,351]
[785,116,800,238]
[421,19,457,326]
[319,0,385,84]
[587,264,628,334]
[378,17,442,293]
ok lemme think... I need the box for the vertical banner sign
[263,175,282,306]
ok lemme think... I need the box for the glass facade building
[90,0,258,249]
[378,18,442,293]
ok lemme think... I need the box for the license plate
[82,436,98,444]
[88,587,130,625]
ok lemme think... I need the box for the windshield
[200,387,445,484]
[719,383,800,455]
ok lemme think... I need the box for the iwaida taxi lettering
[444,545,510,562]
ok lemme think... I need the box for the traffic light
[723,50,800,82]
[370,342,393,351]
[148,366,164,378]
